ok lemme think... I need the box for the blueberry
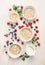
[10,42,13,45]
[14,29,17,32]
[23,21,25,24]
[17,39,20,42]
[6,41,9,43]
[16,23,18,25]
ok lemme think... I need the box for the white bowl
[22,6,36,21]
[26,44,36,56]
[7,43,22,59]
[9,11,19,23]
[19,27,33,42]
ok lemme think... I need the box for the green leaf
[13,5,19,10]
[17,9,22,15]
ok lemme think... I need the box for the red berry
[22,25,24,28]
[7,22,10,25]
[36,30,39,33]
[18,26,21,29]
[21,42,24,45]
[35,26,38,29]
[26,24,29,27]
[37,37,39,40]
[4,34,8,37]
[33,20,36,23]
[38,43,40,46]
[9,8,12,11]
[14,36,17,39]
[34,33,37,36]
[36,19,39,22]
[20,17,23,20]
[21,6,23,9]
[28,22,32,26]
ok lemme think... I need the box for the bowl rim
[7,42,22,59]
[19,27,33,42]
[22,6,37,21]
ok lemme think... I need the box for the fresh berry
[26,24,29,27]
[14,36,17,39]
[5,51,7,54]
[31,26,33,29]
[4,34,8,37]
[37,37,39,40]
[35,26,38,29]
[7,22,10,25]
[23,21,25,24]
[36,19,39,22]
[9,8,12,11]
[16,22,18,25]
[10,42,13,45]
[38,43,40,46]
[21,42,24,45]
[33,20,36,23]
[18,26,22,29]
[21,6,23,9]
[17,39,20,42]
[34,33,37,36]
[21,25,24,28]
[14,29,17,32]
[20,17,23,20]
[6,41,9,43]
[28,22,32,26]
[36,30,39,33]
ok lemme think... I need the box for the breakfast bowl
[26,44,36,56]
[9,11,19,23]
[22,6,36,21]
[19,27,33,42]
[7,42,22,59]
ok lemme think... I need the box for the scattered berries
[33,20,36,23]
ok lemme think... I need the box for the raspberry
[37,37,39,40]
[34,33,37,36]
[9,8,12,11]
[18,26,21,29]
[21,6,23,9]
[38,43,40,46]
[20,17,23,20]
[28,22,32,26]
[7,22,10,25]
[36,30,39,33]
[33,20,36,23]
[21,42,24,45]
[36,19,39,22]
[35,26,38,29]
[4,34,8,37]
[26,24,29,27]
[14,36,17,39]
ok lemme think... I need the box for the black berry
[16,23,18,25]
[17,39,20,42]
[23,21,25,24]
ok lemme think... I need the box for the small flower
[34,33,37,36]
